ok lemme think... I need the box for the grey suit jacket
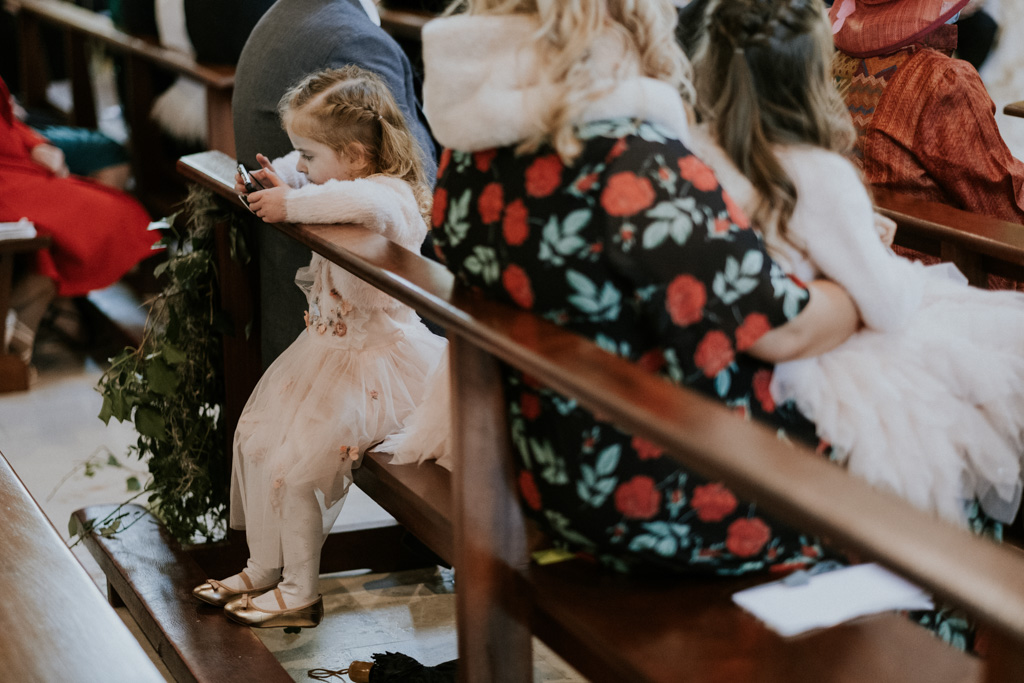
[232,0,438,366]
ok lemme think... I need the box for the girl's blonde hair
[693,0,855,248]
[279,65,432,221]
[446,0,694,163]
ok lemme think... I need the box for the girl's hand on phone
[246,186,289,223]
[252,153,286,188]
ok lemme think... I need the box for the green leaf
[161,344,187,365]
[67,515,80,539]
[146,359,180,396]
[98,395,113,425]
[134,407,166,440]
[110,391,129,422]
[126,476,141,492]
[106,454,122,467]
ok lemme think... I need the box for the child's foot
[224,588,324,628]
[192,569,281,607]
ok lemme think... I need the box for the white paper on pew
[732,563,934,637]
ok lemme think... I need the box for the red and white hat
[829,0,969,57]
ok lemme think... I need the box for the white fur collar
[422,14,691,152]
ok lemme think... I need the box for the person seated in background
[0,75,159,367]
[830,0,1024,225]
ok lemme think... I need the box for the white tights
[222,487,333,609]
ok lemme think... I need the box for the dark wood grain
[355,451,454,566]
[11,0,235,87]
[0,453,164,682]
[875,186,1024,284]
[451,336,532,683]
[524,561,980,683]
[72,504,294,683]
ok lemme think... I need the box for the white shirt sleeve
[780,147,923,332]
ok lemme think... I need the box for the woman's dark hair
[693,0,853,247]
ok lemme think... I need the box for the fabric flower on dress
[502,264,534,309]
[525,154,563,197]
[474,148,497,173]
[433,188,449,228]
[631,436,664,460]
[519,470,542,510]
[735,312,771,351]
[678,155,719,192]
[691,483,738,522]
[726,517,771,557]
[694,330,734,377]
[665,274,707,326]
[614,475,662,520]
[339,445,359,461]
[601,172,656,217]
[478,182,504,224]
[502,199,530,245]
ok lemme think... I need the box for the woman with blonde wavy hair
[413,0,864,576]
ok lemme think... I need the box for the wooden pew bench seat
[0,451,164,682]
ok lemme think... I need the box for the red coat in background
[0,77,159,297]
[834,26,1024,225]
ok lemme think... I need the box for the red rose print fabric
[432,118,832,576]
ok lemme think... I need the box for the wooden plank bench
[0,450,165,682]
[76,150,1024,681]
[11,0,236,214]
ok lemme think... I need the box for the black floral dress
[432,118,995,649]
[433,119,835,576]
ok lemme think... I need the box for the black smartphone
[237,163,265,193]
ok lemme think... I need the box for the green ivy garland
[96,187,249,544]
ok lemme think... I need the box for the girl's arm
[745,280,860,363]
[782,148,922,333]
[284,176,426,249]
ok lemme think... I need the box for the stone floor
[0,319,584,682]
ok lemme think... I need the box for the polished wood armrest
[1004,101,1024,119]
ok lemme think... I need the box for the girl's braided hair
[694,0,854,249]
[279,65,432,223]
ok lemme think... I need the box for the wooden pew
[158,150,1024,682]
[0,449,165,682]
[876,186,1024,286]
[11,0,235,214]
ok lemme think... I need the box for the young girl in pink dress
[690,0,1024,528]
[191,65,445,628]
